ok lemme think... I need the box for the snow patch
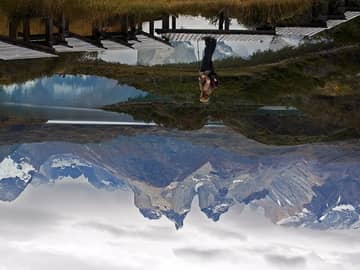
[332,204,355,212]
[0,156,35,183]
[101,179,112,186]
[233,174,250,184]
[319,213,328,221]
[336,195,342,205]
[194,182,204,192]
[213,203,230,213]
[166,182,178,190]
[51,157,90,169]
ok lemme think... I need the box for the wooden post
[137,22,143,32]
[65,17,70,33]
[162,15,169,30]
[218,12,224,30]
[92,23,102,45]
[9,17,18,41]
[58,13,66,42]
[149,20,155,36]
[224,9,230,31]
[121,15,129,39]
[129,15,137,37]
[23,16,30,42]
[328,0,346,18]
[171,16,177,30]
[312,0,328,26]
[45,16,54,46]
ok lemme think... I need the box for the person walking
[199,37,218,103]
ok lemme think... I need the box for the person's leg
[207,37,217,55]
[200,37,217,72]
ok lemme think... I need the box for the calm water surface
[0,75,148,122]
[1,2,360,269]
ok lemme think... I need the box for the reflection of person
[199,37,218,103]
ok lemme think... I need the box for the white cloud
[0,179,359,270]
[2,80,38,95]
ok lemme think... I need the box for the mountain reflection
[0,75,147,108]
[0,126,359,230]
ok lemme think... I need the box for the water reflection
[0,75,147,107]
[96,35,303,66]
[96,16,304,65]
[1,126,359,230]
[0,75,148,121]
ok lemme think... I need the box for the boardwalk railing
[0,1,359,60]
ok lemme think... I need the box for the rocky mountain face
[137,41,238,65]
[0,128,359,230]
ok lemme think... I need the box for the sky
[0,177,359,270]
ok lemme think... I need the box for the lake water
[1,1,360,270]
[0,75,149,122]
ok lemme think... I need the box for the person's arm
[199,73,211,101]
[199,74,204,93]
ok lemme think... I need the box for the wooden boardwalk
[326,11,360,29]
[0,41,57,60]
[101,40,131,50]
[132,34,172,50]
[162,11,360,41]
[0,11,359,60]
[162,33,274,42]
[277,11,360,37]
[54,35,171,52]
[0,34,172,61]
[53,37,104,53]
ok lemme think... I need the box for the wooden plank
[102,35,134,49]
[0,34,56,54]
[138,31,172,47]
[156,28,276,35]
[54,37,105,53]
[344,10,360,20]
[101,39,133,50]
[276,27,326,37]
[67,32,105,49]
[0,41,57,60]
[277,11,360,37]
[133,34,172,50]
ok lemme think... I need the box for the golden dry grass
[0,0,312,24]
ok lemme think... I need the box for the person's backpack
[210,73,219,89]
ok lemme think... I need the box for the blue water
[0,74,148,121]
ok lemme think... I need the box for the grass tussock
[0,0,312,25]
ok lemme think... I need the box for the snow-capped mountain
[136,40,237,66]
[0,128,359,230]
[279,177,360,230]
[0,155,35,201]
